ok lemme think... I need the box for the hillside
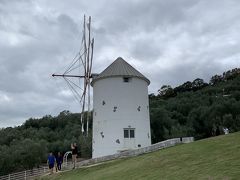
[0,67,239,175]
[41,132,240,180]
[150,69,240,143]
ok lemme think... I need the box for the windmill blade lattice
[52,15,94,136]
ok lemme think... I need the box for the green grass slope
[41,132,240,180]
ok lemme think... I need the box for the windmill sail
[52,15,94,136]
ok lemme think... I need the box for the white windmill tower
[52,16,151,158]
[91,57,151,158]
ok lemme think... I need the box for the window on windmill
[130,129,135,138]
[102,100,106,105]
[137,106,141,111]
[123,77,132,83]
[124,128,135,138]
[113,106,117,112]
[100,132,104,138]
[124,129,129,138]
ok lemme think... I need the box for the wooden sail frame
[52,15,94,136]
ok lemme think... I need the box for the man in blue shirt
[47,152,55,174]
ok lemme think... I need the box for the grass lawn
[40,132,240,180]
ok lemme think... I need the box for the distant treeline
[151,68,240,143]
[157,68,240,98]
[0,68,240,175]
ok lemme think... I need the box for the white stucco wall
[92,76,151,158]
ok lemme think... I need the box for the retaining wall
[74,137,194,168]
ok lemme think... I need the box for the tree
[158,85,176,98]
[210,75,223,85]
[192,78,208,91]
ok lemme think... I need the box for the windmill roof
[91,57,150,85]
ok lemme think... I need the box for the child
[56,152,63,171]
[47,152,55,174]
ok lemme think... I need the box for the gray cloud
[0,0,239,127]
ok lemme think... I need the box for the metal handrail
[0,166,48,180]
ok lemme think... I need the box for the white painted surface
[92,77,151,158]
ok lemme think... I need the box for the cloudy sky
[0,0,239,127]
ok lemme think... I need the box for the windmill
[52,15,94,136]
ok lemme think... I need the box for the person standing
[47,152,55,175]
[56,152,63,171]
[71,143,78,169]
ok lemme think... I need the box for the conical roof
[91,57,150,85]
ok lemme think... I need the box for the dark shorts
[49,163,54,169]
